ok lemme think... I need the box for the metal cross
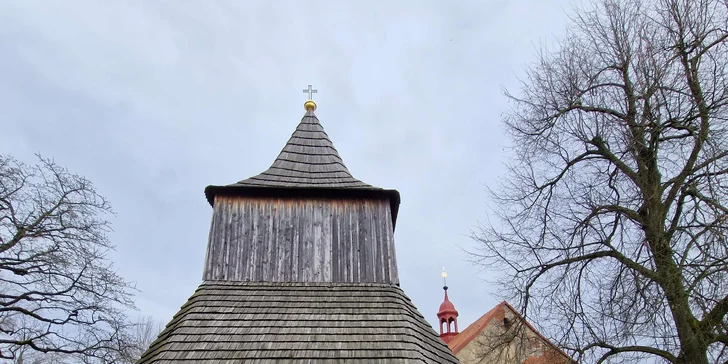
[303,84,318,99]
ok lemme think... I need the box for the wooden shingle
[139,281,457,364]
[233,110,374,189]
[137,282,459,364]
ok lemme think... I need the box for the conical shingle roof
[204,108,400,226]
[235,110,375,189]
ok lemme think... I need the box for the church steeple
[138,88,459,363]
[438,268,460,344]
[201,90,401,283]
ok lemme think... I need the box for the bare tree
[0,154,137,362]
[13,347,73,364]
[472,0,728,363]
[120,315,165,363]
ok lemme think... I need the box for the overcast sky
[1,0,572,332]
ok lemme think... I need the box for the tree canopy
[474,0,728,363]
[0,154,138,362]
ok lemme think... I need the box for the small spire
[437,267,460,343]
[303,84,318,111]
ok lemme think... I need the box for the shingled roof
[203,107,401,224]
[138,281,459,363]
[233,109,374,189]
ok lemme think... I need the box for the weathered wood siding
[203,196,399,284]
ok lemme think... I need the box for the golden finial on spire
[303,84,318,111]
[442,266,448,290]
[304,100,317,111]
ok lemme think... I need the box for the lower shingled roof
[138,281,459,364]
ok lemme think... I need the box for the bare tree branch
[0,154,138,362]
[472,0,728,363]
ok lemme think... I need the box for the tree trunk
[677,346,709,364]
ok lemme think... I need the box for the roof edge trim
[204,185,401,230]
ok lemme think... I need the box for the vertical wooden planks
[384,203,399,285]
[370,200,381,282]
[303,201,314,281]
[321,201,332,282]
[266,200,279,282]
[227,200,240,280]
[312,200,323,281]
[292,199,301,282]
[202,201,217,280]
[380,199,390,282]
[276,200,289,282]
[241,198,253,281]
[350,203,359,283]
[202,196,399,284]
[357,199,369,282]
[248,199,259,281]
[330,201,340,283]
[217,200,231,279]
[342,204,351,282]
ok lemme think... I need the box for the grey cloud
[0,0,573,331]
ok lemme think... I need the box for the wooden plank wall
[203,196,399,284]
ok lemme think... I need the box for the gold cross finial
[303,84,318,99]
[303,84,318,111]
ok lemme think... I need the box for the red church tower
[437,268,459,344]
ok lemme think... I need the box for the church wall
[455,306,572,364]
[203,195,399,284]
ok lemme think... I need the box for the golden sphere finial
[304,100,317,111]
